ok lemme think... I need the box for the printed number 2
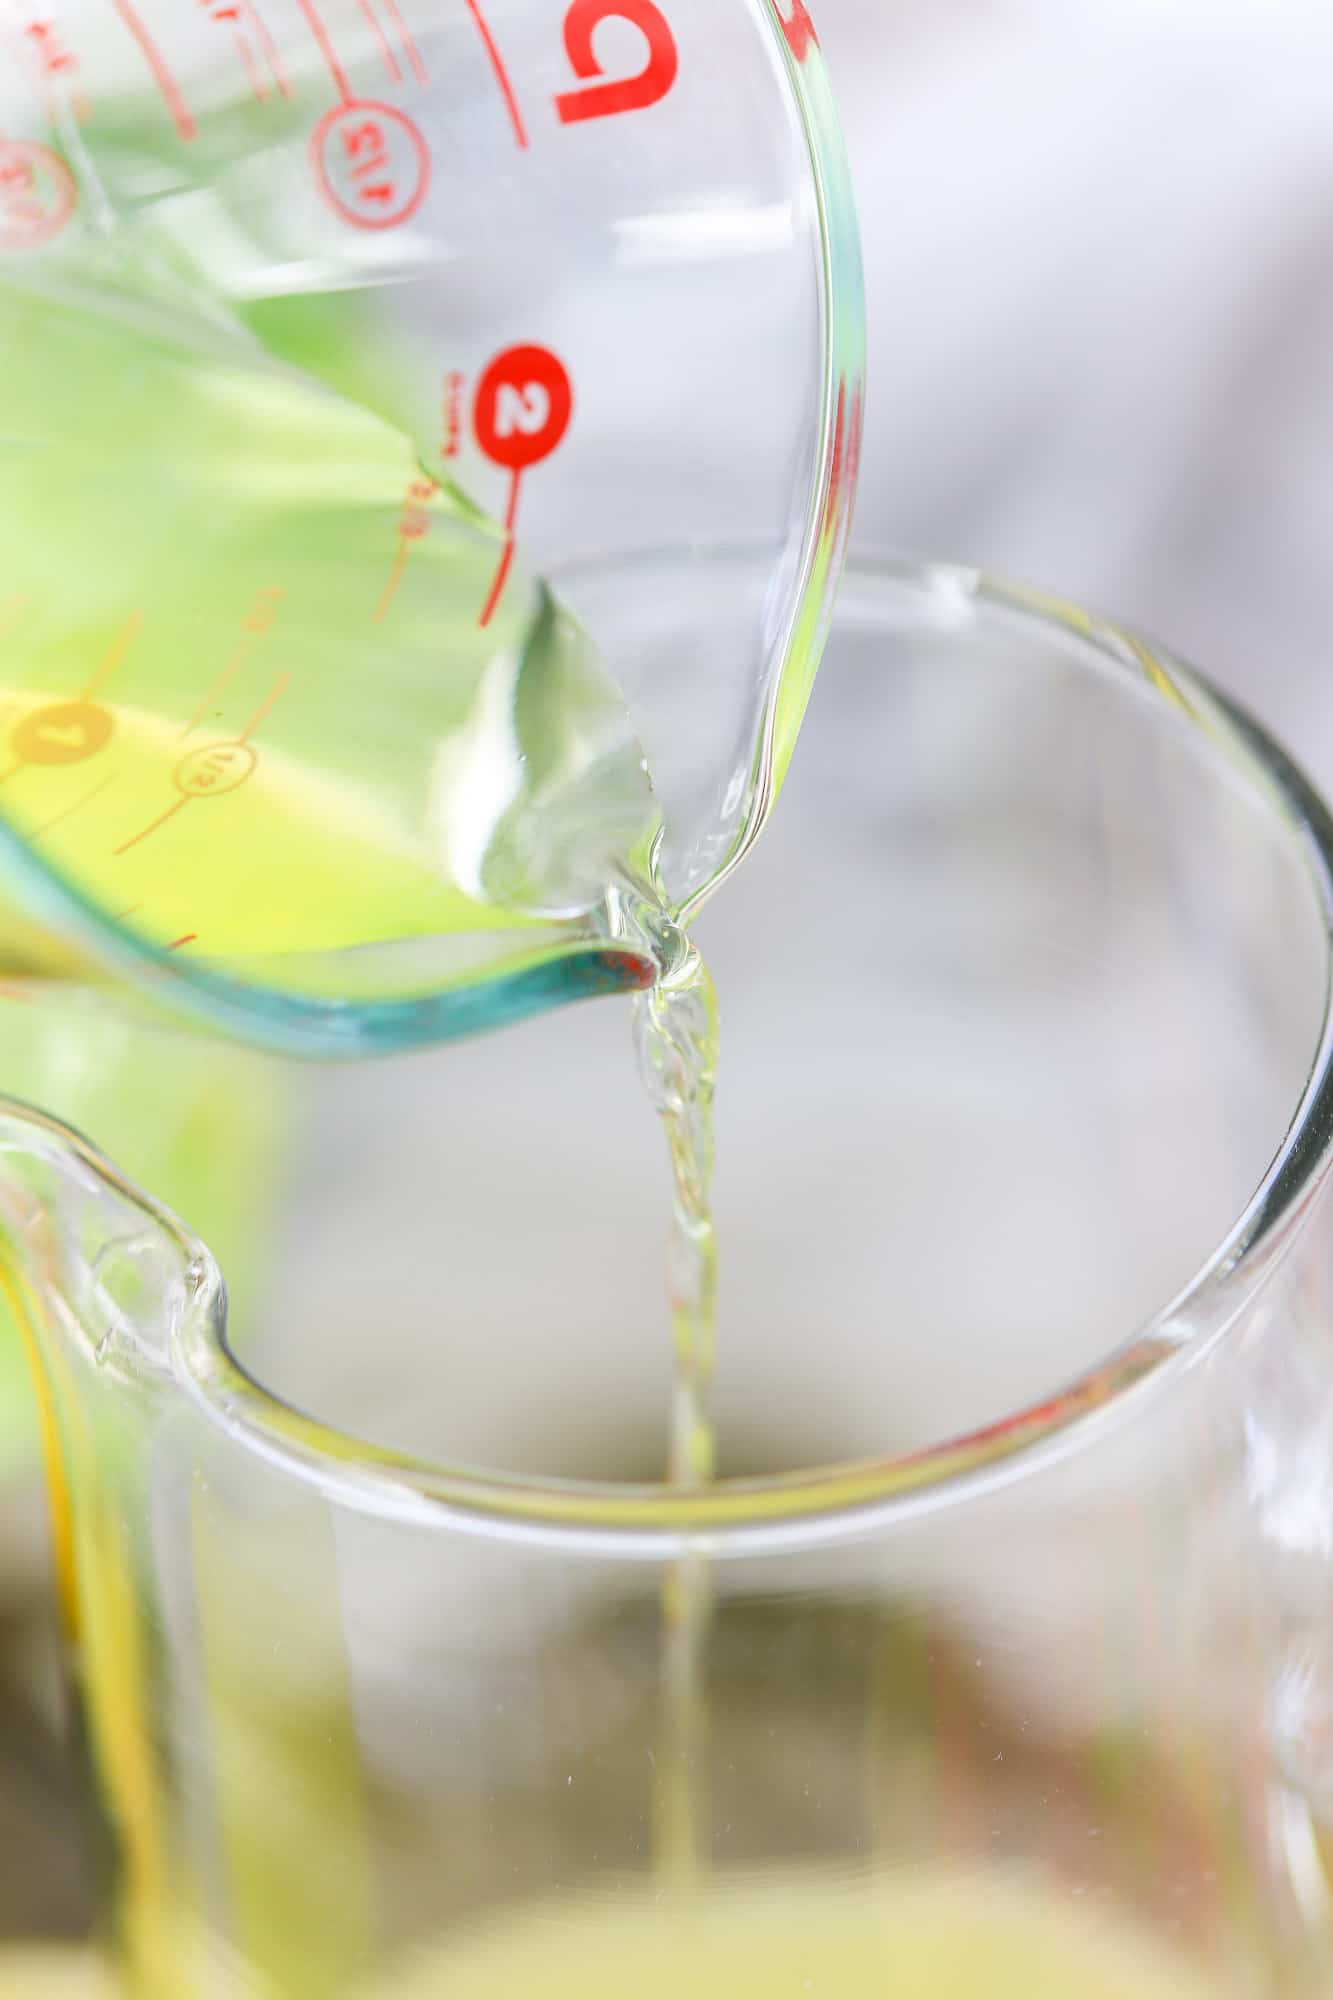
[555,0,678,124]
[495,382,552,437]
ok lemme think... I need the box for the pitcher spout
[0,1099,218,1387]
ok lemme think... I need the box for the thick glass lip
[143,553,1333,1558]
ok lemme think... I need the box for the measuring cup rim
[24,553,1333,1557]
[681,3,865,917]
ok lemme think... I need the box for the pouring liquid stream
[628,900,721,1884]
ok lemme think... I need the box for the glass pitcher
[5,554,1333,1996]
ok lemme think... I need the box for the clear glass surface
[0,2,862,1048]
[3,553,1333,1994]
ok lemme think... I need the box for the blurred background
[825,0,1333,785]
[4,0,1333,1980]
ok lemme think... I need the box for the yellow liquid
[0,272,658,1026]
[373,1871,1215,2000]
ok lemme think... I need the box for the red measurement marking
[472,346,572,625]
[555,0,678,125]
[11,17,84,127]
[1,24,47,117]
[179,660,240,740]
[236,671,289,742]
[295,0,351,102]
[355,0,400,84]
[166,933,197,952]
[440,369,464,460]
[401,474,437,530]
[11,700,114,767]
[29,771,116,841]
[825,377,847,517]
[843,380,863,513]
[175,741,257,795]
[111,0,197,139]
[83,610,140,701]
[374,477,437,623]
[234,29,268,102]
[114,797,186,856]
[478,472,520,629]
[812,376,860,577]
[180,586,285,739]
[0,139,76,249]
[774,0,818,61]
[380,0,425,85]
[116,680,280,856]
[21,18,77,80]
[374,540,410,625]
[473,344,573,472]
[463,0,527,149]
[312,100,429,230]
[245,0,292,97]
[601,948,655,991]
[243,584,284,636]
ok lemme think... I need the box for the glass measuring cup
[5,552,1333,1995]
[0,0,862,1052]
